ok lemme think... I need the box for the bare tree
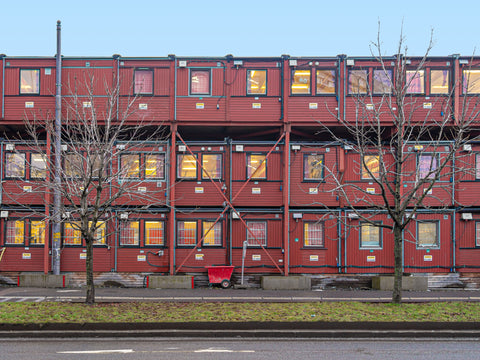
[320,28,480,303]
[14,73,168,304]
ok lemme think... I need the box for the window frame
[63,221,82,246]
[64,153,83,178]
[303,153,324,181]
[30,219,46,246]
[5,219,25,246]
[359,222,382,249]
[133,68,154,95]
[246,153,267,180]
[315,69,336,95]
[476,153,480,180]
[202,220,223,247]
[291,69,311,95]
[177,154,198,180]
[144,153,166,180]
[361,154,380,180]
[246,220,267,247]
[416,220,440,249]
[348,69,368,95]
[462,69,480,94]
[202,153,222,180]
[30,153,47,180]
[406,69,425,95]
[176,220,197,247]
[246,69,267,96]
[430,69,450,95]
[303,221,325,248]
[372,68,393,95]
[119,153,141,179]
[417,153,439,181]
[89,221,106,246]
[190,69,211,96]
[145,220,165,247]
[476,221,480,248]
[119,220,140,247]
[5,152,26,179]
[20,69,40,95]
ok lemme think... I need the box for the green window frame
[360,222,382,249]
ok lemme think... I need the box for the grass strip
[0,302,480,323]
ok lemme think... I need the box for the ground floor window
[202,221,222,246]
[177,220,196,246]
[145,221,164,246]
[360,222,381,249]
[246,221,267,247]
[120,221,139,246]
[64,222,82,245]
[417,221,439,248]
[304,221,324,247]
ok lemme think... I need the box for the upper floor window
[291,70,311,94]
[120,221,139,246]
[316,70,335,94]
[304,154,324,181]
[145,221,164,246]
[362,155,379,180]
[406,70,425,94]
[246,221,267,247]
[247,70,267,95]
[202,154,222,180]
[20,69,40,94]
[5,220,25,245]
[120,154,140,179]
[476,154,480,180]
[373,69,393,94]
[348,70,368,95]
[64,222,82,246]
[247,154,266,179]
[463,69,480,94]
[134,69,153,95]
[202,221,222,246]
[360,222,381,248]
[417,221,439,248]
[5,153,25,178]
[304,221,324,247]
[177,154,197,179]
[476,221,480,247]
[65,153,83,178]
[31,153,47,179]
[418,154,438,180]
[190,69,210,95]
[145,154,165,180]
[430,70,450,95]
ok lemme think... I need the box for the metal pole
[52,20,62,275]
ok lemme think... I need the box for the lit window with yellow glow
[30,220,45,245]
[463,70,480,94]
[316,70,335,94]
[145,154,165,179]
[89,221,106,245]
[417,221,439,248]
[360,223,381,248]
[64,222,82,246]
[362,155,380,180]
[5,153,25,178]
[430,70,449,94]
[145,221,164,246]
[247,70,267,95]
[190,69,210,95]
[304,154,324,180]
[247,154,266,179]
[203,221,222,246]
[291,70,311,94]
[304,222,324,247]
[120,154,140,178]
[5,220,24,245]
[177,154,197,179]
[20,69,40,94]
[406,70,425,94]
[177,221,197,246]
[348,70,368,94]
[31,153,47,179]
[202,154,222,179]
[120,221,139,246]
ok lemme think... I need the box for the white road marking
[0,296,44,302]
[57,290,81,293]
[58,349,134,354]
[194,348,254,353]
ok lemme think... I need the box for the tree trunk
[392,225,403,304]
[85,238,95,304]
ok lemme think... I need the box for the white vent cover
[463,144,472,152]
[232,211,240,219]
[116,144,126,150]
[292,213,303,219]
[347,213,359,219]
[178,145,186,152]
[5,144,14,151]
[346,59,355,66]
[289,59,297,66]
[461,213,473,220]
[120,212,129,220]
[0,211,8,218]
[178,60,187,67]
[291,145,301,150]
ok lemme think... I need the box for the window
[304,154,323,180]
[5,153,25,178]
[177,154,197,179]
[20,69,40,94]
[373,69,393,94]
[202,154,222,179]
[5,220,24,245]
[247,154,266,179]
[406,70,425,94]
[360,223,381,248]
[348,70,368,94]
[247,70,267,95]
[31,153,47,179]
[120,154,140,179]
[463,70,480,94]
[134,69,153,94]
[145,154,165,179]
[30,220,45,245]
[418,154,438,180]
[64,222,81,245]
[417,221,439,248]
[89,221,106,245]
[362,155,380,180]
[203,221,222,246]
[476,154,480,180]
[304,222,324,247]
[177,220,196,246]
[120,221,139,246]
[145,221,164,246]
[246,221,267,246]
[291,70,311,94]
[316,70,335,94]
[476,222,480,247]
[190,69,210,95]
[65,153,83,178]
[431,70,449,94]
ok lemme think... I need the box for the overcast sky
[1,0,478,58]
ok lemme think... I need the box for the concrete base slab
[148,275,194,289]
[261,276,311,290]
[372,276,428,291]
[19,274,67,288]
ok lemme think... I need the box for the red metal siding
[455,213,480,272]
[3,98,56,123]
[229,98,281,124]
[288,97,339,124]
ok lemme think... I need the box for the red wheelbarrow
[205,266,235,288]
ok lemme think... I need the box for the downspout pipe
[1,54,5,119]
[337,209,341,273]
[52,20,62,275]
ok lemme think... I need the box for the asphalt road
[2,338,480,360]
